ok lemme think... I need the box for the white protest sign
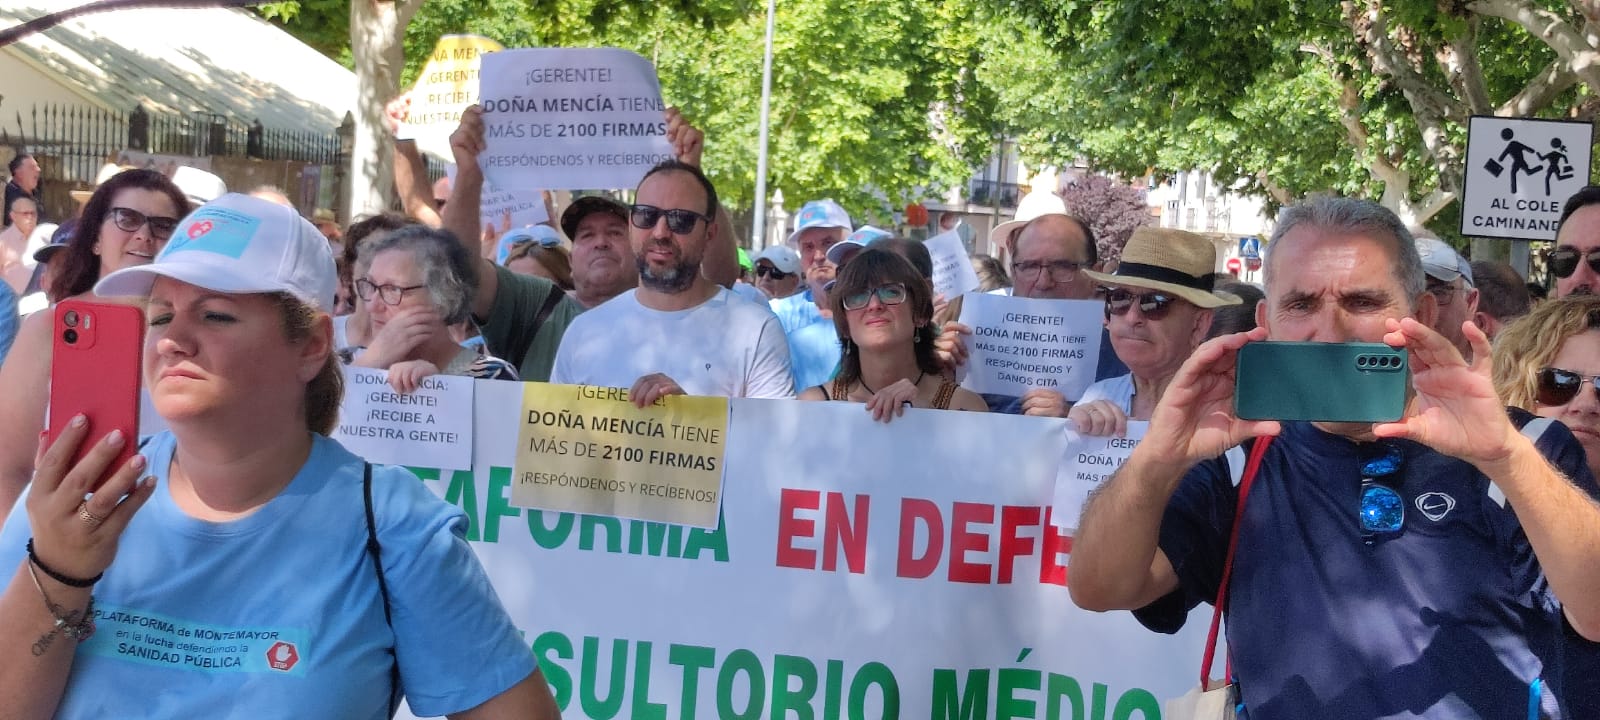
[957,292,1106,400]
[331,366,474,471]
[926,228,981,299]
[478,48,676,191]
[444,163,549,233]
[1461,115,1593,241]
[385,389,1207,719]
[1054,422,1147,531]
[402,35,505,158]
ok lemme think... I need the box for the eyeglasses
[1426,280,1459,306]
[1103,288,1178,320]
[355,278,426,306]
[1535,367,1600,406]
[755,265,793,280]
[842,283,909,311]
[1013,259,1084,282]
[629,204,710,235]
[1359,444,1405,541]
[109,207,180,240]
[1549,246,1600,279]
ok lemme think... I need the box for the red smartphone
[48,300,144,479]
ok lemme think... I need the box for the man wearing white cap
[752,245,803,299]
[771,199,852,334]
[1416,236,1479,358]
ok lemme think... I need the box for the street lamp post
[750,0,778,251]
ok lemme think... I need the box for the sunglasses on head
[1103,288,1178,320]
[755,264,793,280]
[1536,367,1600,406]
[1549,246,1600,279]
[1359,444,1405,542]
[109,206,180,240]
[629,204,710,235]
[842,283,909,311]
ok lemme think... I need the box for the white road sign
[1461,116,1592,241]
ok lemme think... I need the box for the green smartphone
[1234,341,1409,422]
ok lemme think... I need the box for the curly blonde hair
[1491,294,1600,411]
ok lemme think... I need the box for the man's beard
[636,250,699,294]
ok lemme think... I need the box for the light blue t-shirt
[770,289,823,336]
[0,432,535,719]
[788,317,842,393]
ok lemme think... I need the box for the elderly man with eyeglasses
[1070,196,1600,719]
[935,211,1128,417]
[1416,235,1479,359]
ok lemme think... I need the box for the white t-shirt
[1077,373,1134,414]
[551,287,796,398]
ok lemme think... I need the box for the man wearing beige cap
[1070,227,1239,435]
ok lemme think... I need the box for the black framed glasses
[1549,246,1600,279]
[629,204,710,235]
[355,278,426,306]
[1536,367,1600,406]
[1103,288,1178,320]
[109,207,180,240]
[1013,259,1084,282]
[1359,444,1405,542]
[755,265,793,280]
[842,283,909,311]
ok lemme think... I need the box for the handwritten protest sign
[444,163,549,232]
[1054,422,1147,530]
[401,35,504,159]
[957,292,1105,400]
[331,367,474,471]
[511,383,728,527]
[478,48,676,191]
[926,228,980,299]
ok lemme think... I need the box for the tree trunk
[348,0,422,216]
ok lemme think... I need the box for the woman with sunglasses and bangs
[1491,293,1600,720]
[0,169,189,530]
[1069,228,1239,437]
[799,248,987,420]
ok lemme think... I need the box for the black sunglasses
[629,204,710,235]
[1549,247,1600,279]
[109,206,180,240]
[1103,288,1178,320]
[1536,367,1600,406]
[755,265,793,280]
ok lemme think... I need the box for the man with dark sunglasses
[549,159,795,405]
[1552,186,1600,297]
[1072,196,1600,719]
[752,245,802,299]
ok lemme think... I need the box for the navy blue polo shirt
[1136,412,1596,719]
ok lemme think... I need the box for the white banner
[330,367,474,471]
[926,229,981,299]
[373,384,1205,719]
[478,48,676,191]
[957,293,1106,401]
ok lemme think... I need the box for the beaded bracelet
[26,539,102,588]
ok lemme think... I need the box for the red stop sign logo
[265,641,300,671]
[1226,257,1242,274]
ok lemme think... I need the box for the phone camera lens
[62,310,79,328]
[63,329,79,344]
[1356,356,1370,368]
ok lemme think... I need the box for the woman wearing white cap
[1070,228,1240,436]
[0,169,190,532]
[0,194,559,718]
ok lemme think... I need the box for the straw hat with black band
[1083,227,1241,308]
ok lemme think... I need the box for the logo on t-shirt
[265,641,300,672]
[1415,492,1456,521]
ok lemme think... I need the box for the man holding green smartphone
[1069,196,1600,719]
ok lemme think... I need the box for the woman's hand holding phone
[27,415,155,583]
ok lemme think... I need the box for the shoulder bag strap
[508,287,568,366]
[363,462,401,718]
[1199,435,1274,687]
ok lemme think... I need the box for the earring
[914,328,922,343]
[842,338,853,355]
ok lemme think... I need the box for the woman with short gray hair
[352,225,517,390]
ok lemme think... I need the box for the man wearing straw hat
[1071,228,1240,436]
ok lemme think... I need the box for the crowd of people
[0,94,1596,718]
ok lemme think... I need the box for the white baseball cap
[989,191,1068,250]
[1415,237,1474,287]
[825,225,894,265]
[753,245,802,274]
[96,193,337,310]
[786,199,852,245]
[171,166,228,206]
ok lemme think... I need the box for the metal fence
[1,102,342,186]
